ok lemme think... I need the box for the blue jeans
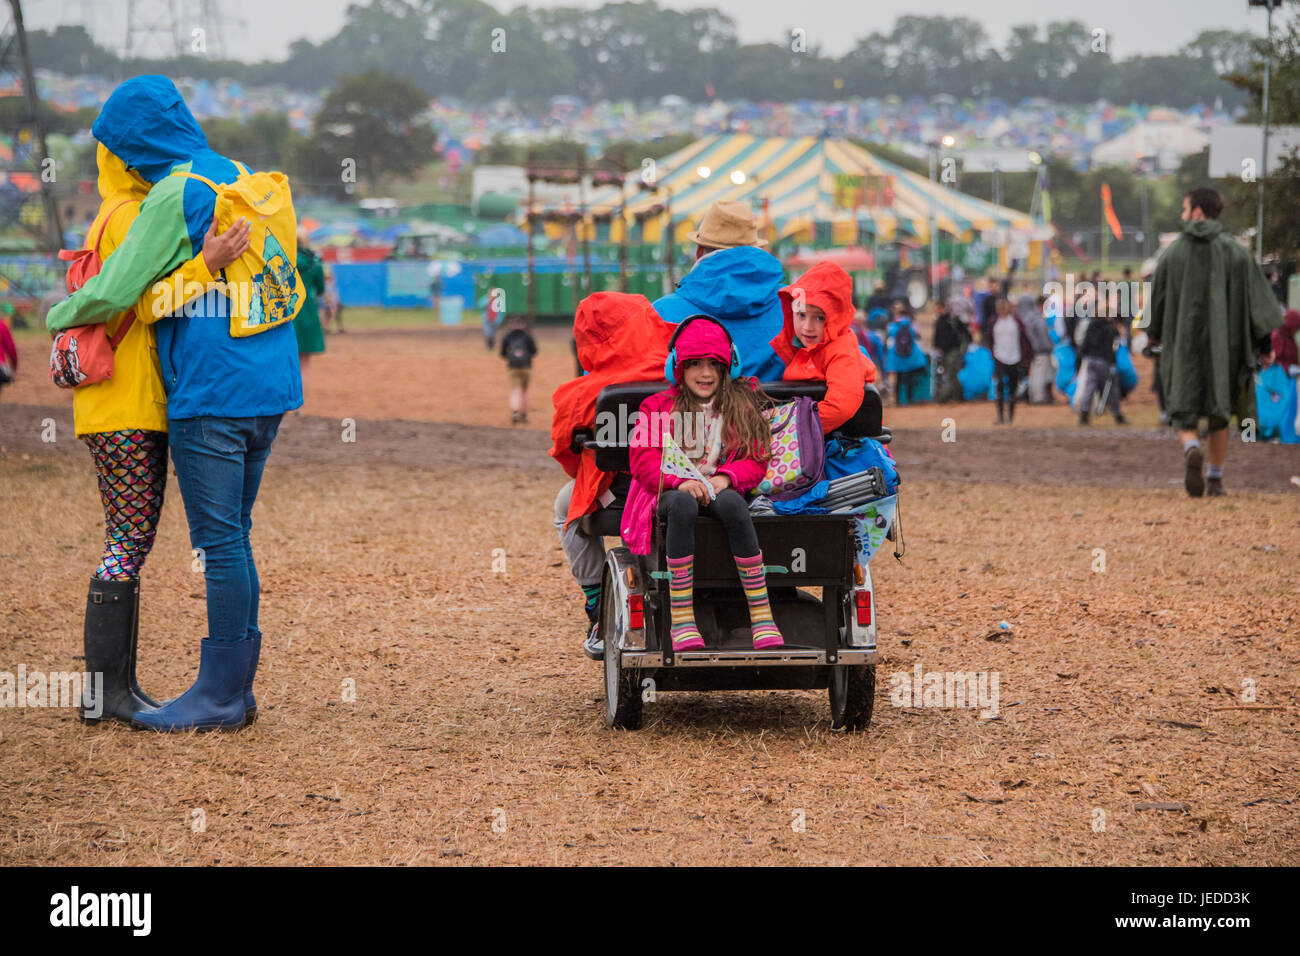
[169,415,283,642]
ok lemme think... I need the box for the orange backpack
[49,201,137,389]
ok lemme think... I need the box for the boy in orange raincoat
[771,261,878,433]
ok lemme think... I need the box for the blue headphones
[663,314,742,382]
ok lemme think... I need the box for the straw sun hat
[685,200,768,249]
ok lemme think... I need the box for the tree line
[29,1,1257,108]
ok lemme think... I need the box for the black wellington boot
[79,578,158,725]
[127,579,159,709]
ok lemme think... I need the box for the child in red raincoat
[550,292,675,659]
[771,261,878,433]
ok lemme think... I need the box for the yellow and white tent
[529,134,1048,248]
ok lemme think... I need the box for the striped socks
[581,582,601,622]
[665,554,785,651]
[736,553,784,649]
[667,555,705,650]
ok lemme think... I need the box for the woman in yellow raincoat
[62,143,249,726]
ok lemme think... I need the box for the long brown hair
[672,359,774,462]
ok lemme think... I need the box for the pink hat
[670,316,735,382]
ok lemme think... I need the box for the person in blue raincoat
[653,201,786,382]
[959,343,996,401]
[884,307,928,404]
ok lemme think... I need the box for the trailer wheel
[829,665,875,731]
[601,567,643,730]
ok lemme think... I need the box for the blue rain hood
[654,245,788,381]
[91,75,210,183]
[670,246,785,320]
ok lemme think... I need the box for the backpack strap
[169,162,248,192]
[61,198,134,259]
[169,169,223,192]
[88,200,140,349]
[107,310,137,350]
[169,170,225,255]
[57,199,136,290]
[90,199,135,252]
[95,200,140,347]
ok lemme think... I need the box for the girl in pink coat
[622,316,785,651]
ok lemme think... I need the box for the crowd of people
[847,248,1288,450]
[836,277,1123,427]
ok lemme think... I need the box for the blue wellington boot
[242,630,261,726]
[154,631,260,724]
[132,637,254,732]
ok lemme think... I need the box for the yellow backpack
[170,161,306,337]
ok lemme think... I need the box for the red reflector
[628,593,644,629]
[855,590,872,627]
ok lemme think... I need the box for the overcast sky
[28,0,1276,63]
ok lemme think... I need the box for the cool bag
[49,200,137,389]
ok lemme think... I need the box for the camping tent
[1090,122,1209,172]
[526,134,1049,248]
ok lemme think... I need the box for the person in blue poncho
[653,201,786,382]
[884,305,928,405]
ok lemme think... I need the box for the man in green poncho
[1147,187,1282,497]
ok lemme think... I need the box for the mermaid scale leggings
[83,429,168,581]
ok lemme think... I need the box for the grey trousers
[1077,358,1120,417]
[553,479,607,588]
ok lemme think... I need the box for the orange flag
[1101,183,1123,241]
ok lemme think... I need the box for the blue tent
[474,223,529,247]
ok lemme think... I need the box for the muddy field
[1,325,1297,866]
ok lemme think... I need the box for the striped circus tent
[527,134,1047,247]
